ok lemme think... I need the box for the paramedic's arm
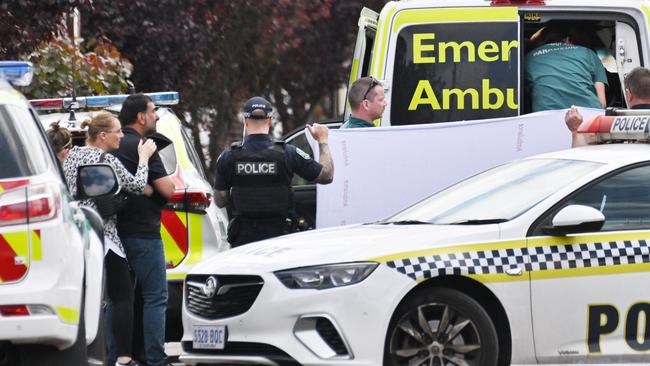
[215,190,229,208]
[595,82,606,108]
[307,123,334,184]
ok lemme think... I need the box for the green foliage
[20,35,132,99]
[82,0,386,178]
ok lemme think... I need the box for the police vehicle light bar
[0,61,33,86]
[490,0,545,5]
[30,91,179,110]
[577,115,650,143]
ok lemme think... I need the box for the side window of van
[391,22,519,125]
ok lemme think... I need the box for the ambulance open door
[615,21,641,108]
[343,7,378,121]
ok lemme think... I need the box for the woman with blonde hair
[45,121,72,163]
[63,111,156,366]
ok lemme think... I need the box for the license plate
[192,325,226,349]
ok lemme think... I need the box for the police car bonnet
[243,96,273,119]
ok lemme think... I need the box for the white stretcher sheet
[308,108,603,228]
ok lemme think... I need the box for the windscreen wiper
[376,220,432,225]
[449,218,509,225]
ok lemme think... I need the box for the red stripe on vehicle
[0,235,27,282]
[161,211,188,254]
[0,179,29,191]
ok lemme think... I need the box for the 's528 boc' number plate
[192,325,226,349]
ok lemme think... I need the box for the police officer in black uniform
[214,96,334,247]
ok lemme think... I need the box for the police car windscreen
[387,159,602,224]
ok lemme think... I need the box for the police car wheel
[385,287,498,366]
[0,343,19,366]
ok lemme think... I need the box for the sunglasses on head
[362,77,379,100]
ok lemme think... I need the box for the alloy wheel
[389,302,482,366]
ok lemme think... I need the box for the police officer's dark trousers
[229,216,287,247]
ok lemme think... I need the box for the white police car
[0,62,120,365]
[180,111,650,366]
[33,93,230,341]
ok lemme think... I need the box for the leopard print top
[64,146,148,257]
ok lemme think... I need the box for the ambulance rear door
[343,7,379,121]
[376,5,521,126]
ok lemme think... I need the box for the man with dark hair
[214,96,334,246]
[341,76,387,128]
[110,93,175,366]
[566,66,650,147]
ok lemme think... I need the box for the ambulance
[181,108,650,365]
[33,93,230,340]
[0,61,120,365]
[287,0,650,229]
[346,0,650,124]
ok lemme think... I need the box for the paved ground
[165,342,183,365]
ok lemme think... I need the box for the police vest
[228,140,293,218]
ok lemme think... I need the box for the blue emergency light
[147,91,179,105]
[85,94,131,107]
[31,91,180,110]
[0,61,33,86]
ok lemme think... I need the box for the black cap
[242,96,273,119]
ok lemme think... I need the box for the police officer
[214,96,334,247]
[566,66,650,146]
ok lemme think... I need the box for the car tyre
[384,287,498,366]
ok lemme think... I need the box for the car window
[286,130,314,186]
[286,130,314,158]
[386,158,602,224]
[561,164,650,231]
[0,105,49,178]
[181,126,207,179]
[390,22,519,125]
[158,143,177,176]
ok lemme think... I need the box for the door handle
[505,267,523,276]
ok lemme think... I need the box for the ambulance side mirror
[542,205,605,236]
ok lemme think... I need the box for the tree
[82,0,386,179]
[0,0,87,59]
[21,34,132,99]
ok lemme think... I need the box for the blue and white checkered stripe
[386,239,650,281]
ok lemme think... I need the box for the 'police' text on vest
[236,162,277,175]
